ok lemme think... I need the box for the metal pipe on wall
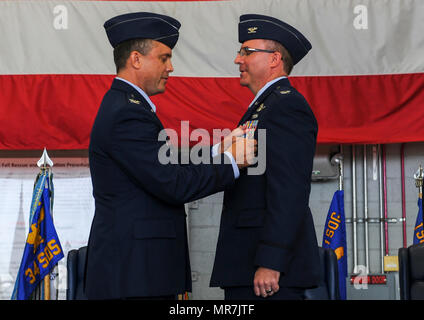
[339,145,344,191]
[352,145,358,273]
[363,145,370,272]
[383,145,389,256]
[401,143,407,248]
[378,144,385,273]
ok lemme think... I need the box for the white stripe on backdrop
[0,0,423,76]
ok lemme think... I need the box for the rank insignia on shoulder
[129,98,140,104]
[280,90,291,95]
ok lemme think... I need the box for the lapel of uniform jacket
[238,77,292,126]
[110,79,164,129]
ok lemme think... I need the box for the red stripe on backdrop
[293,73,424,144]
[0,73,423,150]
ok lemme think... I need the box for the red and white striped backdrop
[0,0,423,149]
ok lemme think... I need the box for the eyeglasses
[237,46,275,57]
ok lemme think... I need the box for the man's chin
[239,79,248,87]
[149,87,166,96]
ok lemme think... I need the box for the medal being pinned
[242,120,258,139]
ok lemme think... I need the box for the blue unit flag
[11,170,63,300]
[413,194,423,245]
[322,190,347,300]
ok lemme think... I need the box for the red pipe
[383,145,389,255]
[401,143,407,248]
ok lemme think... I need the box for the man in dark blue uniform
[84,12,256,300]
[210,14,321,300]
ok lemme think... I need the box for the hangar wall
[187,142,424,299]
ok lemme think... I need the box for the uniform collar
[115,77,157,113]
[237,77,291,126]
[248,76,287,109]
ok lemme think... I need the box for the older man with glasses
[210,14,321,300]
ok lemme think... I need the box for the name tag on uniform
[242,120,258,139]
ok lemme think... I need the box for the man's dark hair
[266,40,294,75]
[113,38,153,73]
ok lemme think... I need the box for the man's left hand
[253,267,280,298]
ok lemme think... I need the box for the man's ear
[128,51,143,69]
[270,51,282,68]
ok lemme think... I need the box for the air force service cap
[238,14,311,65]
[104,12,181,49]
